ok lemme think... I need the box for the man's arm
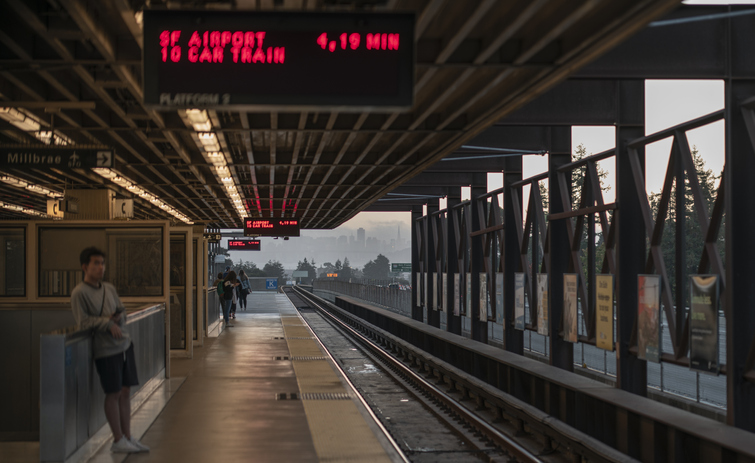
[71,290,113,332]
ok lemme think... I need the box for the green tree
[648,147,724,295]
[340,257,352,280]
[263,260,286,279]
[363,254,390,280]
[235,260,265,277]
[296,257,317,282]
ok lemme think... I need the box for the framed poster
[442,272,448,313]
[424,272,428,309]
[495,272,504,325]
[453,273,460,316]
[638,275,661,362]
[416,273,421,306]
[596,274,614,351]
[514,273,526,330]
[689,275,719,375]
[466,273,472,318]
[563,274,578,343]
[536,274,549,336]
[432,272,438,311]
[479,273,488,321]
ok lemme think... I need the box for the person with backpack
[221,271,239,326]
[238,270,250,311]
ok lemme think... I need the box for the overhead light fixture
[0,174,64,198]
[92,167,193,224]
[0,200,48,217]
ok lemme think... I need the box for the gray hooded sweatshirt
[71,281,131,359]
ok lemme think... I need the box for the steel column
[725,79,755,431]
[446,189,462,335]
[548,127,573,371]
[411,205,423,321]
[504,156,524,354]
[427,201,440,328]
[471,173,487,343]
[616,80,647,395]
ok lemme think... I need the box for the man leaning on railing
[70,247,150,454]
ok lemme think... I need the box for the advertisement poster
[432,273,438,311]
[638,275,661,362]
[416,273,421,306]
[466,273,472,318]
[536,274,549,336]
[479,273,488,321]
[596,274,614,351]
[424,272,428,309]
[563,274,578,343]
[689,275,719,375]
[442,272,448,313]
[514,273,526,330]
[454,273,460,316]
[495,272,504,325]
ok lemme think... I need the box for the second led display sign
[143,10,414,110]
[228,239,261,250]
[244,218,300,237]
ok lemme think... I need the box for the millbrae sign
[0,147,114,170]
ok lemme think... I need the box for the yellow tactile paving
[280,303,391,463]
[300,401,394,463]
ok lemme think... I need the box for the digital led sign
[244,218,300,237]
[228,239,261,250]
[143,10,414,110]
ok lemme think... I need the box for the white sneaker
[110,437,139,453]
[129,436,150,452]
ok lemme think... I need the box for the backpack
[217,281,224,296]
[223,281,233,300]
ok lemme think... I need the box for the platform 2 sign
[0,147,113,170]
[244,218,300,237]
[228,239,261,250]
[142,10,414,110]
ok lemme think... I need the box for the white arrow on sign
[96,151,112,167]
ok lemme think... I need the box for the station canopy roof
[0,0,680,228]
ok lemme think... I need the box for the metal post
[548,127,573,371]
[504,156,524,354]
[446,189,462,335]
[471,174,487,343]
[427,201,440,328]
[725,79,755,431]
[411,205,423,321]
[616,80,647,395]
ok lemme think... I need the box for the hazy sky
[297,0,744,239]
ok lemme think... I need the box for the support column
[504,157,524,354]
[446,189,462,335]
[471,173,487,343]
[427,201,440,328]
[726,80,755,431]
[411,205,423,321]
[616,80,647,395]
[548,127,573,371]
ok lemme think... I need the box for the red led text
[159,30,285,65]
[317,32,399,52]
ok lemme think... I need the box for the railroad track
[284,286,548,463]
[284,286,639,463]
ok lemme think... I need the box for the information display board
[596,274,614,351]
[143,10,414,110]
[244,218,300,237]
[228,239,261,250]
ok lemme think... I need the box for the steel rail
[289,287,542,463]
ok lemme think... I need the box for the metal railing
[313,279,411,316]
[39,303,166,462]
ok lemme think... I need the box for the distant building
[357,227,365,246]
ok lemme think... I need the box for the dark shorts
[94,343,139,394]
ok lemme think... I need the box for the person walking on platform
[238,270,250,310]
[70,247,150,454]
[222,271,239,325]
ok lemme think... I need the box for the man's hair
[217,272,223,278]
[80,247,106,265]
[225,266,231,270]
